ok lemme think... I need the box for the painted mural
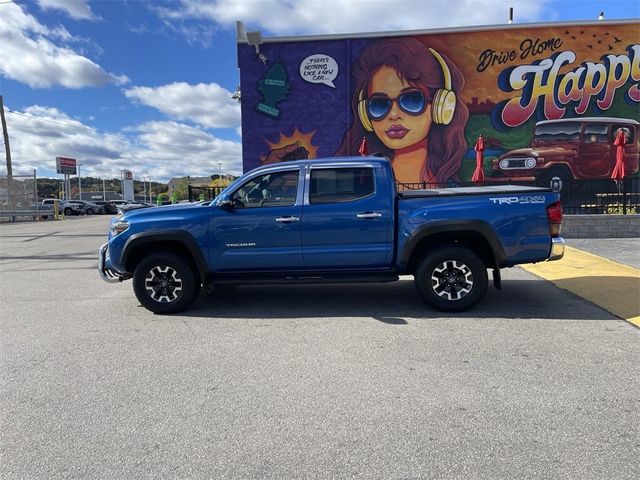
[237,21,640,185]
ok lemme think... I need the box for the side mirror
[218,199,234,210]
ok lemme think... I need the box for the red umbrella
[358,137,368,156]
[472,134,485,183]
[611,128,626,182]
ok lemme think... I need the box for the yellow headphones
[357,47,457,131]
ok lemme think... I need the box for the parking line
[522,246,640,327]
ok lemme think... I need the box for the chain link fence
[0,171,58,221]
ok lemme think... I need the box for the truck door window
[611,125,634,143]
[230,170,299,208]
[533,122,581,142]
[309,168,374,204]
[582,123,608,143]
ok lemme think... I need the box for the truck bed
[398,185,547,199]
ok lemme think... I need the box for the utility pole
[77,163,82,200]
[0,95,14,209]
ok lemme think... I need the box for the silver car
[41,199,85,216]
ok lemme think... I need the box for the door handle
[275,216,300,223]
[356,212,382,219]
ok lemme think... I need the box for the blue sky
[1,0,639,181]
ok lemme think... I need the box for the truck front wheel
[133,253,199,314]
[414,246,488,312]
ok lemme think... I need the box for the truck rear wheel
[133,253,199,313]
[414,245,488,312]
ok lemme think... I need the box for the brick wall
[563,215,640,238]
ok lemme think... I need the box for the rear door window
[611,125,635,143]
[309,168,374,204]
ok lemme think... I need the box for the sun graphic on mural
[260,128,318,164]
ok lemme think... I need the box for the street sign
[56,157,77,175]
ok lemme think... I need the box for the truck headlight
[525,158,536,168]
[110,220,129,236]
[499,159,509,169]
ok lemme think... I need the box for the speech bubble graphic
[299,54,338,88]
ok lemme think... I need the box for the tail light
[546,201,563,237]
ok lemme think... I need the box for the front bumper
[98,243,128,283]
[484,174,536,183]
[548,237,565,261]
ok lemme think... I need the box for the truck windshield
[533,122,581,142]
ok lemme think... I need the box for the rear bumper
[548,237,565,261]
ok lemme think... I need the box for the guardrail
[0,209,57,221]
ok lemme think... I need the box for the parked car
[68,200,104,215]
[488,117,640,190]
[117,202,155,214]
[41,199,84,216]
[96,200,131,215]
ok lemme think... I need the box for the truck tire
[133,253,199,314]
[414,245,488,312]
[536,167,572,193]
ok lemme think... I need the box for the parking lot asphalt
[1,216,639,479]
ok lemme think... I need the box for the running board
[210,272,399,286]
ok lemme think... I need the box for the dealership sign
[56,156,77,175]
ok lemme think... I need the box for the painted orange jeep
[488,117,639,189]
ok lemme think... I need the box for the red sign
[56,156,77,175]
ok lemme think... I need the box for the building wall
[563,215,640,238]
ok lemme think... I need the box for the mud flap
[492,268,502,289]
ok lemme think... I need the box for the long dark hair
[336,37,469,183]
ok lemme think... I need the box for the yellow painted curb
[522,246,640,327]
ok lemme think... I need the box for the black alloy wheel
[133,253,199,313]
[415,245,488,312]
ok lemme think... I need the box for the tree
[172,178,189,201]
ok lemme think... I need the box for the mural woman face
[367,65,433,150]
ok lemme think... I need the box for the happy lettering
[494,45,640,129]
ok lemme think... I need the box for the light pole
[77,163,83,200]
[143,176,147,202]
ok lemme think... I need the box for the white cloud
[0,3,127,88]
[3,105,243,181]
[124,82,241,129]
[157,0,548,36]
[130,121,242,179]
[36,0,99,21]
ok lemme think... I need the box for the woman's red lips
[385,125,409,139]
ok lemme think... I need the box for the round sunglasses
[366,90,428,120]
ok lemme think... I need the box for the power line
[5,108,95,132]
[3,107,222,152]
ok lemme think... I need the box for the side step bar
[210,272,399,286]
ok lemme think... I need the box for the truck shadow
[182,277,622,321]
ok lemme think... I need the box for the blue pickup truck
[99,157,565,314]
